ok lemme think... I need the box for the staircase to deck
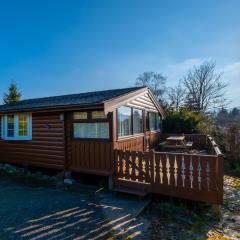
[113,178,150,197]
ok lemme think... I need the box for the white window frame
[1,113,32,140]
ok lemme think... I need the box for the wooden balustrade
[114,139,224,204]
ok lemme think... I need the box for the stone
[64,171,72,179]
[16,168,25,174]
[55,171,65,180]
[40,175,51,181]
[4,164,17,173]
[64,178,75,185]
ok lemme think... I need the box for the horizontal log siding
[0,112,65,169]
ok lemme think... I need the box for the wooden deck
[113,135,224,204]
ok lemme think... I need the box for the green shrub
[163,109,205,134]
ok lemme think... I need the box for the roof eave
[103,87,148,114]
[103,87,166,118]
[0,102,104,114]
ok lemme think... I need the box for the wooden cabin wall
[125,92,159,112]
[114,132,161,152]
[115,135,145,152]
[148,131,161,148]
[113,91,162,152]
[66,112,114,176]
[0,112,65,170]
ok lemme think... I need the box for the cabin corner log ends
[114,147,223,205]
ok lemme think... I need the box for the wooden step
[112,185,148,197]
[113,178,150,196]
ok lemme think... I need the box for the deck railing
[114,135,224,204]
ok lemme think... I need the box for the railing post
[150,150,155,187]
[216,153,224,204]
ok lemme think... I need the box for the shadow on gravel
[0,171,147,240]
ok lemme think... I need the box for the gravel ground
[1,167,239,240]
[144,174,240,240]
[0,171,149,240]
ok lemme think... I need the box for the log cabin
[0,86,164,177]
[0,86,224,204]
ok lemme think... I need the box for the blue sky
[0,0,239,107]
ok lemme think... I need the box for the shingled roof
[0,86,146,112]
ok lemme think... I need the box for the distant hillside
[215,107,240,127]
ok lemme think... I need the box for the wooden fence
[114,136,223,204]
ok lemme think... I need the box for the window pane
[149,112,155,131]
[7,115,14,137]
[74,112,87,120]
[133,109,143,134]
[18,114,28,136]
[92,111,107,119]
[156,115,161,130]
[149,112,161,131]
[118,106,132,137]
[73,122,109,139]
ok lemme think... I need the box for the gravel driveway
[0,171,148,240]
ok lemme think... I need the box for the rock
[16,168,25,174]
[4,164,17,173]
[55,171,65,180]
[64,171,72,179]
[34,171,43,178]
[64,178,75,185]
[50,176,57,181]
[40,175,51,181]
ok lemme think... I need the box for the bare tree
[135,71,166,103]
[167,81,186,111]
[183,61,228,112]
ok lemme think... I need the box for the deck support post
[212,204,221,220]
[108,175,113,190]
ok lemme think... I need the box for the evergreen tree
[3,82,21,104]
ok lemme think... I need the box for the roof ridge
[2,86,145,105]
[0,86,147,112]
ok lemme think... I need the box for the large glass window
[2,113,32,140]
[74,122,109,139]
[117,106,132,137]
[149,112,161,131]
[72,111,110,139]
[133,109,143,134]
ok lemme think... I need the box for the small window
[2,113,32,140]
[92,111,107,119]
[149,112,161,131]
[117,106,132,137]
[74,122,109,139]
[133,109,143,134]
[73,112,87,120]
